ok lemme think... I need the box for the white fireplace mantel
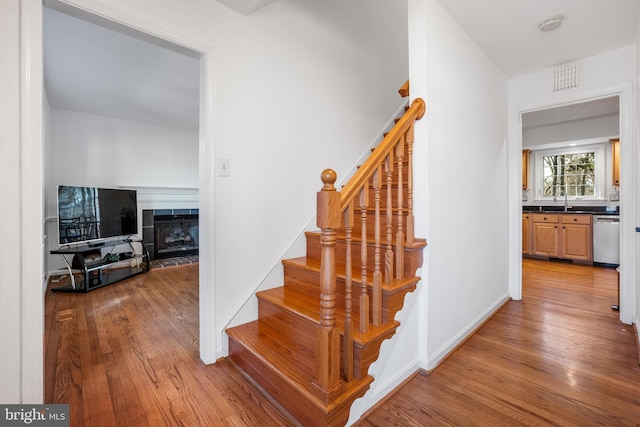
[120,186,199,207]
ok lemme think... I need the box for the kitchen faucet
[553,185,571,211]
[563,190,569,211]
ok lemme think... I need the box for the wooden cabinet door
[610,138,620,188]
[532,221,559,257]
[560,215,592,262]
[522,150,530,190]
[522,214,531,255]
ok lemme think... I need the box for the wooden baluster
[359,186,369,334]
[343,203,354,381]
[406,124,415,245]
[315,169,343,395]
[395,136,405,280]
[372,168,382,326]
[384,153,394,284]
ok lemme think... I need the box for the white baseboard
[427,293,510,370]
[347,359,421,426]
[367,359,421,403]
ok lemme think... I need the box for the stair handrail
[316,97,425,390]
[339,98,425,209]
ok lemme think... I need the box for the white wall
[420,0,510,368]
[47,109,198,191]
[509,46,637,324]
[0,0,24,404]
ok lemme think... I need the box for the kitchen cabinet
[532,214,559,257]
[560,214,592,262]
[522,149,530,190]
[610,138,620,187]
[522,213,531,255]
[531,213,592,262]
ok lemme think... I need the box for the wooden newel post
[315,169,345,398]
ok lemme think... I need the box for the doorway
[516,87,635,324]
[39,0,217,366]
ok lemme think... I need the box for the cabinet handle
[574,218,577,221]
[543,217,547,220]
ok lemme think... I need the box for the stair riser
[306,234,423,279]
[258,298,319,363]
[228,339,335,427]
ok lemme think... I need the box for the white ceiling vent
[553,63,579,92]
[553,64,580,92]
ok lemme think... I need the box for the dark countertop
[523,205,619,215]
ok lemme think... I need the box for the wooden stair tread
[227,320,318,392]
[283,256,421,291]
[258,286,400,345]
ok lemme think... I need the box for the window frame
[532,143,606,202]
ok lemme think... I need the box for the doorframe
[22,0,218,398]
[508,83,636,325]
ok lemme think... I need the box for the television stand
[50,237,149,292]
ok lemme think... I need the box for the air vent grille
[553,64,579,92]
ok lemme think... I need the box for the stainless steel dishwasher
[593,215,620,266]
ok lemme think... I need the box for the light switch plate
[218,159,231,177]
[610,193,620,201]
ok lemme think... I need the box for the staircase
[226,81,426,427]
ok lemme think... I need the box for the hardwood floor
[46,259,640,426]
[361,258,640,426]
[45,265,294,427]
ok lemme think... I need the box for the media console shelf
[51,238,149,292]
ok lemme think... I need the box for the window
[542,152,595,197]
[534,143,605,201]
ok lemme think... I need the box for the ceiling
[522,96,620,129]
[43,6,201,131]
[43,1,639,131]
[438,0,639,78]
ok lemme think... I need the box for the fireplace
[142,209,198,260]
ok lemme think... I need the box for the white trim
[199,52,218,363]
[509,84,636,325]
[130,187,199,205]
[41,0,219,363]
[21,0,44,403]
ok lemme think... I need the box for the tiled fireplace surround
[142,208,199,261]
[135,187,199,261]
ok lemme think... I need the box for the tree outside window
[542,152,595,197]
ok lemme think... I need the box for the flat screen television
[57,185,138,246]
